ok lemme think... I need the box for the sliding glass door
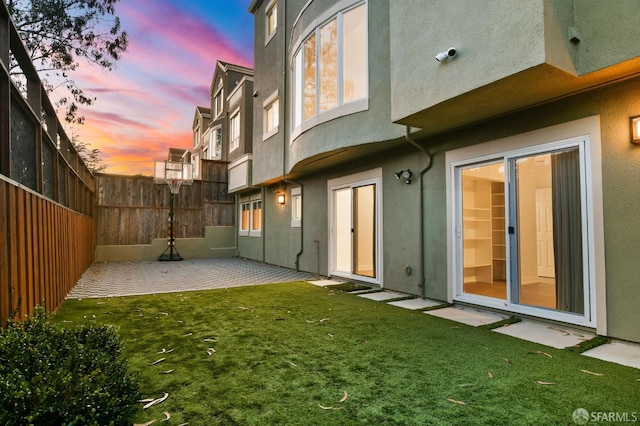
[456,142,589,321]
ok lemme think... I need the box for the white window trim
[291,186,301,228]
[214,79,224,118]
[229,108,240,153]
[209,125,222,160]
[239,194,262,237]
[250,199,263,237]
[265,0,277,45]
[445,116,606,333]
[263,91,279,141]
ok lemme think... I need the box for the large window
[292,2,367,131]
[230,110,240,152]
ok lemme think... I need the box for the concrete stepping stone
[582,340,640,369]
[358,290,406,301]
[492,319,594,349]
[425,306,507,327]
[388,298,443,310]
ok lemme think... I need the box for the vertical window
[291,2,368,130]
[214,79,224,117]
[240,202,250,233]
[230,110,240,152]
[320,18,338,112]
[263,93,279,139]
[210,128,222,159]
[251,200,262,235]
[304,34,317,120]
[193,124,200,147]
[342,3,367,103]
[266,0,277,38]
[293,51,303,129]
[291,187,302,227]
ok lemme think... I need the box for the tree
[8,0,128,124]
[72,134,107,173]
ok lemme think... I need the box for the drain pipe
[280,2,304,272]
[405,126,433,299]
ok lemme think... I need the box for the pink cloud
[60,0,253,175]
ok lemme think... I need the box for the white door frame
[445,117,607,333]
[328,168,383,286]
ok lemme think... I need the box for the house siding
[247,0,640,343]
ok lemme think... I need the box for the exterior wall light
[630,116,640,144]
[394,169,412,184]
[277,193,286,205]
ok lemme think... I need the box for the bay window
[292,1,368,132]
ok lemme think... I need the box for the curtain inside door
[551,149,584,314]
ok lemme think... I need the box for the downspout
[405,126,433,299]
[261,186,266,262]
[281,1,304,272]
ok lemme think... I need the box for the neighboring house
[190,62,254,183]
[245,0,640,344]
[191,106,211,180]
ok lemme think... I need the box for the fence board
[0,178,94,324]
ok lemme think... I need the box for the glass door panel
[461,163,506,299]
[354,184,376,278]
[512,148,584,313]
[334,188,352,273]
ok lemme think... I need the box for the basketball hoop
[166,178,183,195]
[153,160,193,261]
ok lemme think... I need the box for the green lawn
[54,282,640,425]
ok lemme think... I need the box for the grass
[54,282,640,425]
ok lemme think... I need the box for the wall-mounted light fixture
[277,193,286,205]
[630,116,640,144]
[394,169,412,184]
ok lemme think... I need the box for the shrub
[0,307,140,425]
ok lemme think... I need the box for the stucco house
[190,61,254,183]
[242,0,640,344]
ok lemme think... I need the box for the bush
[0,307,140,425]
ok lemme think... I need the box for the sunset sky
[66,0,254,175]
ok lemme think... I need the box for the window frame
[290,1,368,140]
[229,108,240,152]
[265,0,277,44]
[291,187,302,228]
[209,126,222,160]
[214,79,224,118]
[263,91,279,141]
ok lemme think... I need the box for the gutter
[405,126,433,299]
[279,2,304,272]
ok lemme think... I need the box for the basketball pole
[159,186,183,261]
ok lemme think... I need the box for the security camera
[435,47,457,62]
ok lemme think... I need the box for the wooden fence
[95,160,235,245]
[1,1,96,324]
[0,177,94,323]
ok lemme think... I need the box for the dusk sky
[67,0,254,175]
